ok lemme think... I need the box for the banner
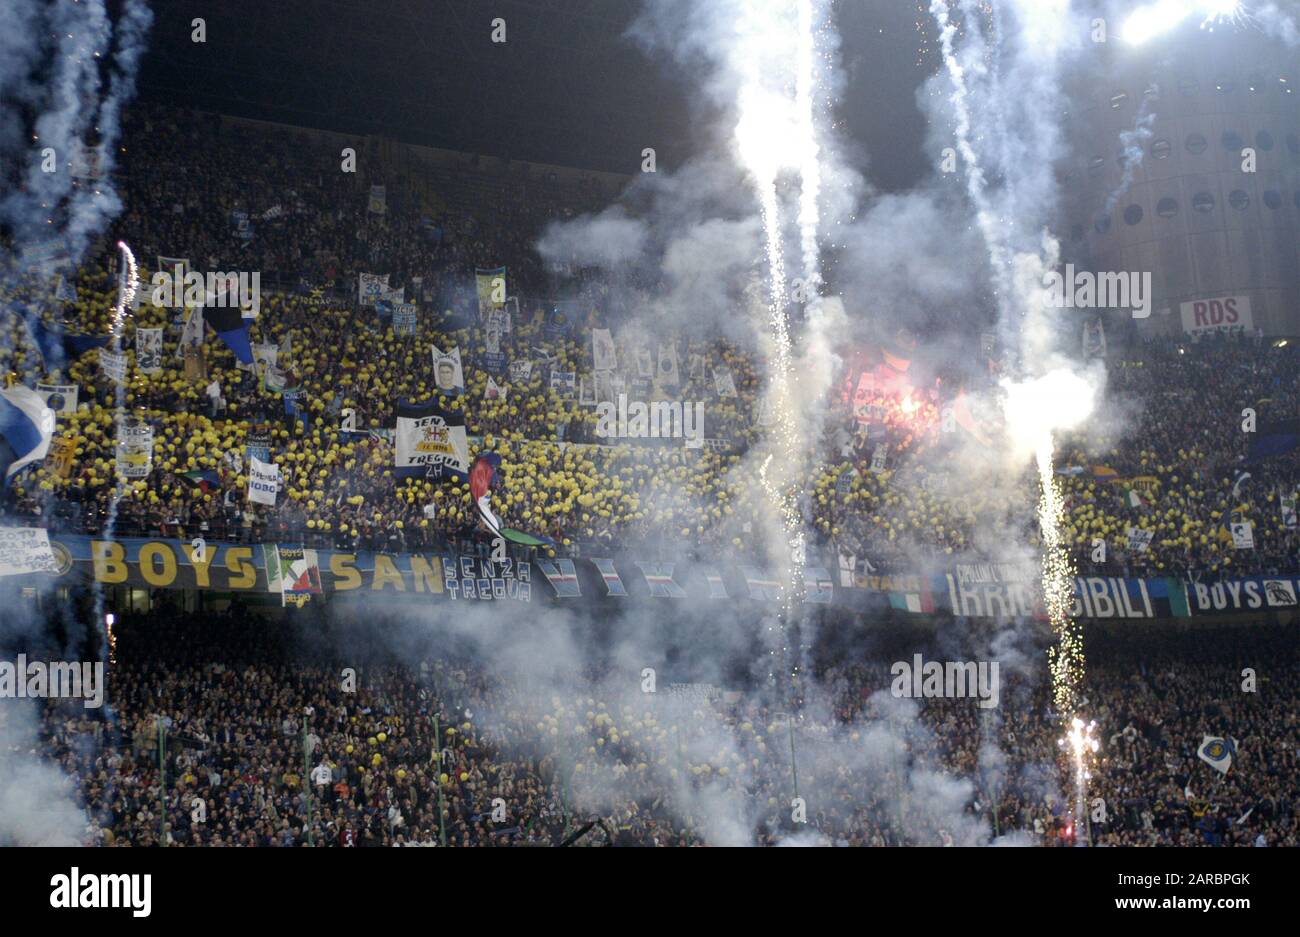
[114,423,153,479]
[656,341,680,388]
[0,527,58,576]
[393,302,418,337]
[1179,295,1252,337]
[1126,527,1154,553]
[1230,521,1255,550]
[248,456,280,506]
[35,383,78,417]
[46,435,76,478]
[476,267,507,316]
[1082,318,1107,358]
[252,343,278,383]
[592,329,617,371]
[430,346,465,394]
[1187,576,1299,614]
[509,360,533,383]
[550,371,576,398]
[368,185,386,214]
[136,327,163,374]
[99,348,127,385]
[358,273,389,307]
[54,274,78,303]
[713,367,737,398]
[485,376,506,401]
[244,432,270,466]
[395,400,469,479]
[19,238,70,275]
[23,533,1300,621]
[1281,490,1297,530]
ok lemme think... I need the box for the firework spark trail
[930,0,1011,310]
[934,0,1099,823]
[1062,717,1099,844]
[734,1,826,682]
[94,241,137,647]
[1036,439,1082,715]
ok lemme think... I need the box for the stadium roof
[136,0,691,175]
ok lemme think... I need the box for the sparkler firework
[736,0,834,682]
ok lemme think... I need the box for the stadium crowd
[2,103,1299,581]
[24,607,1299,847]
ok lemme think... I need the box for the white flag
[248,455,280,506]
[100,348,127,385]
[484,375,506,401]
[177,306,204,357]
[592,328,617,371]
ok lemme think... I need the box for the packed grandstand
[0,102,1296,848]
[4,106,1298,582]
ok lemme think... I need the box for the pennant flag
[203,306,254,364]
[1197,736,1236,774]
[469,452,555,546]
[0,386,56,483]
[395,399,469,480]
